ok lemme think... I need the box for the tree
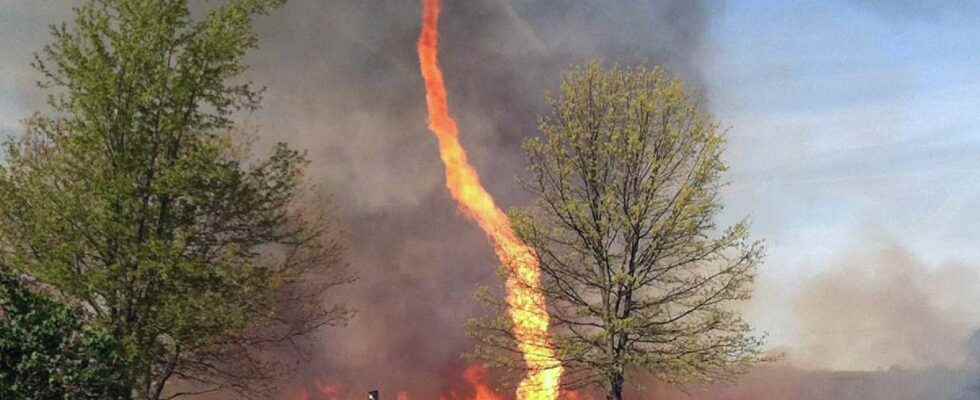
[470,63,765,400]
[0,272,130,399]
[0,0,353,399]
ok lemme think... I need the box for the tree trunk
[607,372,625,400]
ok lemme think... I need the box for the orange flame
[291,381,345,400]
[438,365,506,400]
[416,1,563,400]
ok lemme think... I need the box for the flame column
[415,0,563,399]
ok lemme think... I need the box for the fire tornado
[416,0,563,399]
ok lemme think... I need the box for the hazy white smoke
[792,243,980,370]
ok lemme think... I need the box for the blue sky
[703,1,980,350]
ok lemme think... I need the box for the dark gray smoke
[239,1,713,398]
[0,1,712,397]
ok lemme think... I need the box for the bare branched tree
[470,62,765,400]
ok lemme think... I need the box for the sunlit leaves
[0,1,350,399]
[471,63,765,397]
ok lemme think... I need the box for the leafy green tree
[470,63,765,400]
[0,0,353,399]
[0,272,130,400]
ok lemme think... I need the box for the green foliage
[0,1,352,399]
[469,62,765,400]
[0,273,130,399]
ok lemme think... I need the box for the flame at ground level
[290,381,346,400]
[288,365,506,400]
[440,365,505,400]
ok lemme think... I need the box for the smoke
[0,1,712,397]
[238,1,713,397]
[791,243,980,371]
[0,0,73,135]
[655,242,980,400]
[15,1,980,399]
[233,2,980,397]
[567,242,980,400]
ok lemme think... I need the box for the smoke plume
[792,243,980,371]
